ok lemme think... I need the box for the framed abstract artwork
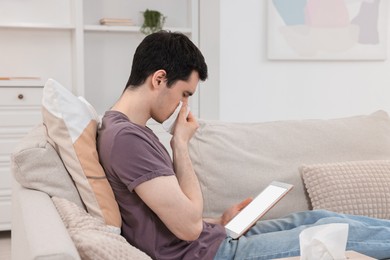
[267,0,388,60]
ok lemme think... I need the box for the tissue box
[276,251,375,260]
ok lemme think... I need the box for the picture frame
[267,0,388,60]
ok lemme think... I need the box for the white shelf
[84,25,192,33]
[84,25,139,32]
[0,23,75,30]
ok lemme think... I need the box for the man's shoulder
[100,118,158,153]
[100,112,140,137]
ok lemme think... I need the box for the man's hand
[204,198,253,225]
[171,101,198,148]
[221,197,253,225]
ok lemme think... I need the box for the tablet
[224,181,293,239]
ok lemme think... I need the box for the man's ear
[152,70,167,89]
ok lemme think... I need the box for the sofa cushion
[300,160,390,219]
[52,197,151,260]
[12,123,84,208]
[188,111,390,219]
[42,79,121,229]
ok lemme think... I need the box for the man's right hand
[170,101,199,149]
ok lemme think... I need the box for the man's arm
[135,105,204,241]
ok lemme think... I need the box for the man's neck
[111,87,152,126]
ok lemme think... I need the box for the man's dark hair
[124,31,208,90]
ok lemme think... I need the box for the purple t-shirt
[97,111,226,260]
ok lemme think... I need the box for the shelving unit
[0,0,199,230]
[0,0,199,112]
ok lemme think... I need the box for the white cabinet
[0,0,199,230]
[0,85,43,231]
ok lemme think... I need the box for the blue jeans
[214,210,390,260]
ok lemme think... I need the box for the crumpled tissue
[299,223,349,260]
[162,101,190,134]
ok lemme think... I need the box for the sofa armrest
[12,179,80,260]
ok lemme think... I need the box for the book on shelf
[99,18,134,26]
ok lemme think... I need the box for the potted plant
[140,9,167,35]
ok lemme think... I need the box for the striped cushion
[42,79,121,229]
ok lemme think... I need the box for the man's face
[153,71,199,123]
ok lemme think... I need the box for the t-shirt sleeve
[110,128,175,192]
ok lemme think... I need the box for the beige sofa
[11,110,390,259]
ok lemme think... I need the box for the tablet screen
[225,181,293,239]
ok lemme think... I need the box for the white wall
[200,0,390,122]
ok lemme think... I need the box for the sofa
[11,108,390,259]
[10,79,390,260]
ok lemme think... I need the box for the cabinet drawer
[0,110,42,127]
[0,87,43,106]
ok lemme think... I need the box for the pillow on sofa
[300,160,390,219]
[11,124,84,208]
[52,197,151,260]
[42,79,121,229]
[188,111,390,220]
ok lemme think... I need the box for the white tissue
[162,101,190,134]
[299,223,349,260]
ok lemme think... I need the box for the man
[97,31,390,259]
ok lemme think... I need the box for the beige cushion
[12,124,84,208]
[42,79,121,229]
[52,197,151,260]
[300,160,390,219]
[189,110,390,219]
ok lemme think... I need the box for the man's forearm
[172,142,203,216]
